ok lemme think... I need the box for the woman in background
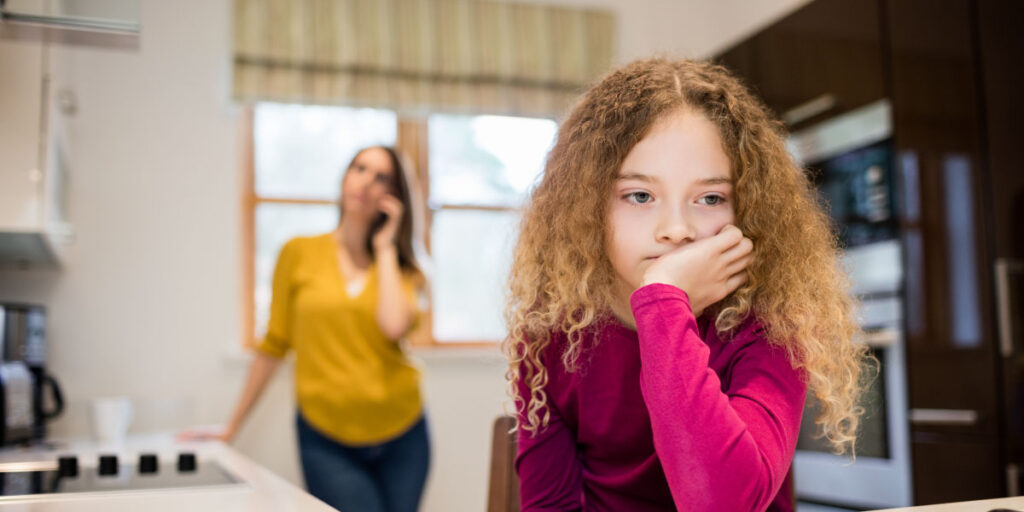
[190,146,430,512]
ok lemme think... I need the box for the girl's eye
[625,191,653,205]
[699,194,726,206]
[375,173,391,184]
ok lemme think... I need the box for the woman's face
[341,147,396,219]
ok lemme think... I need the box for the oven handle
[995,258,1024,358]
[853,328,899,348]
[908,408,978,426]
[783,93,837,126]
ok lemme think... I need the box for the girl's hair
[342,146,427,277]
[503,58,870,455]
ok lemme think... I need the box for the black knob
[138,454,158,474]
[98,455,118,476]
[57,456,78,478]
[177,452,196,472]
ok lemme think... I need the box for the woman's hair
[342,146,427,277]
[504,58,871,455]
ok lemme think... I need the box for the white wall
[523,0,813,63]
[0,1,810,511]
[0,0,241,437]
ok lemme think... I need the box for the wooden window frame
[240,106,519,349]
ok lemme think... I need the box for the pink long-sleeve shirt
[515,283,807,511]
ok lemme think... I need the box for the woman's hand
[641,225,753,316]
[372,194,404,251]
[175,425,234,444]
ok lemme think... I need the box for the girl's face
[341,147,396,219]
[606,109,736,297]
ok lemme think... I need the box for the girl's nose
[655,207,696,245]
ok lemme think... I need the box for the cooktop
[0,452,245,498]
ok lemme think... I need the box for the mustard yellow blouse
[257,233,423,445]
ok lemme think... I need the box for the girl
[187,146,431,512]
[504,58,868,512]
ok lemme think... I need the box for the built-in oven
[787,100,914,511]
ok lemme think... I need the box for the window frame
[240,105,537,348]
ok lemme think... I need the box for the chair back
[487,415,521,512]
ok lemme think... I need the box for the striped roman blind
[233,0,616,118]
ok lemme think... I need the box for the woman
[199,146,430,512]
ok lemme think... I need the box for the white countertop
[870,495,1024,511]
[0,434,333,511]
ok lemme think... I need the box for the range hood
[1,0,139,47]
[0,230,67,268]
[1,0,138,34]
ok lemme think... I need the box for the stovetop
[0,452,245,498]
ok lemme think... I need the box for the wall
[524,0,813,62]
[0,0,810,510]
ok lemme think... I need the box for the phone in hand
[369,211,389,240]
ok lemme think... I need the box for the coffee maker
[0,303,64,445]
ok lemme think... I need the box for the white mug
[90,397,133,444]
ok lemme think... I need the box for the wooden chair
[485,414,795,510]
[487,415,521,512]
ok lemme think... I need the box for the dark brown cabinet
[886,0,1003,504]
[717,0,1024,506]
[716,0,884,130]
[977,0,1024,498]
[978,0,1024,263]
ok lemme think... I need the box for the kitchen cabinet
[976,0,1024,499]
[716,0,885,130]
[716,0,1024,505]
[0,37,72,267]
[886,0,1017,503]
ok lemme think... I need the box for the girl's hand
[371,195,404,251]
[641,225,753,316]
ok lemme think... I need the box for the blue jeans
[296,412,430,512]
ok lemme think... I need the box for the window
[249,103,397,342]
[245,105,557,345]
[427,115,557,342]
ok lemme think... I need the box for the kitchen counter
[871,495,1024,511]
[0,434,333,511]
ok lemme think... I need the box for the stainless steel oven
[788,100,914,510]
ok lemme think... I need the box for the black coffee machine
[0,303,64,446]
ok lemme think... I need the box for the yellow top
[257,233,423,445]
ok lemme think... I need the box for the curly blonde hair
[504,58,871,455]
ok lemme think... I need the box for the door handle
[908,408,978,426]
[783,93,837,125]
[995,258,1024,358]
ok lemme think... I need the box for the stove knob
[177,452,197,472]
[57,456,78,478]
[98,455,118,476]
[138,453,159,474]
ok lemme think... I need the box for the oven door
[794,334,913,510]
[793,242,913,510]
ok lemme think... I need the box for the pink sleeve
[514,370,584,511]
[630,283,806,512]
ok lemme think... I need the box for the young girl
[504,58,868,511]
